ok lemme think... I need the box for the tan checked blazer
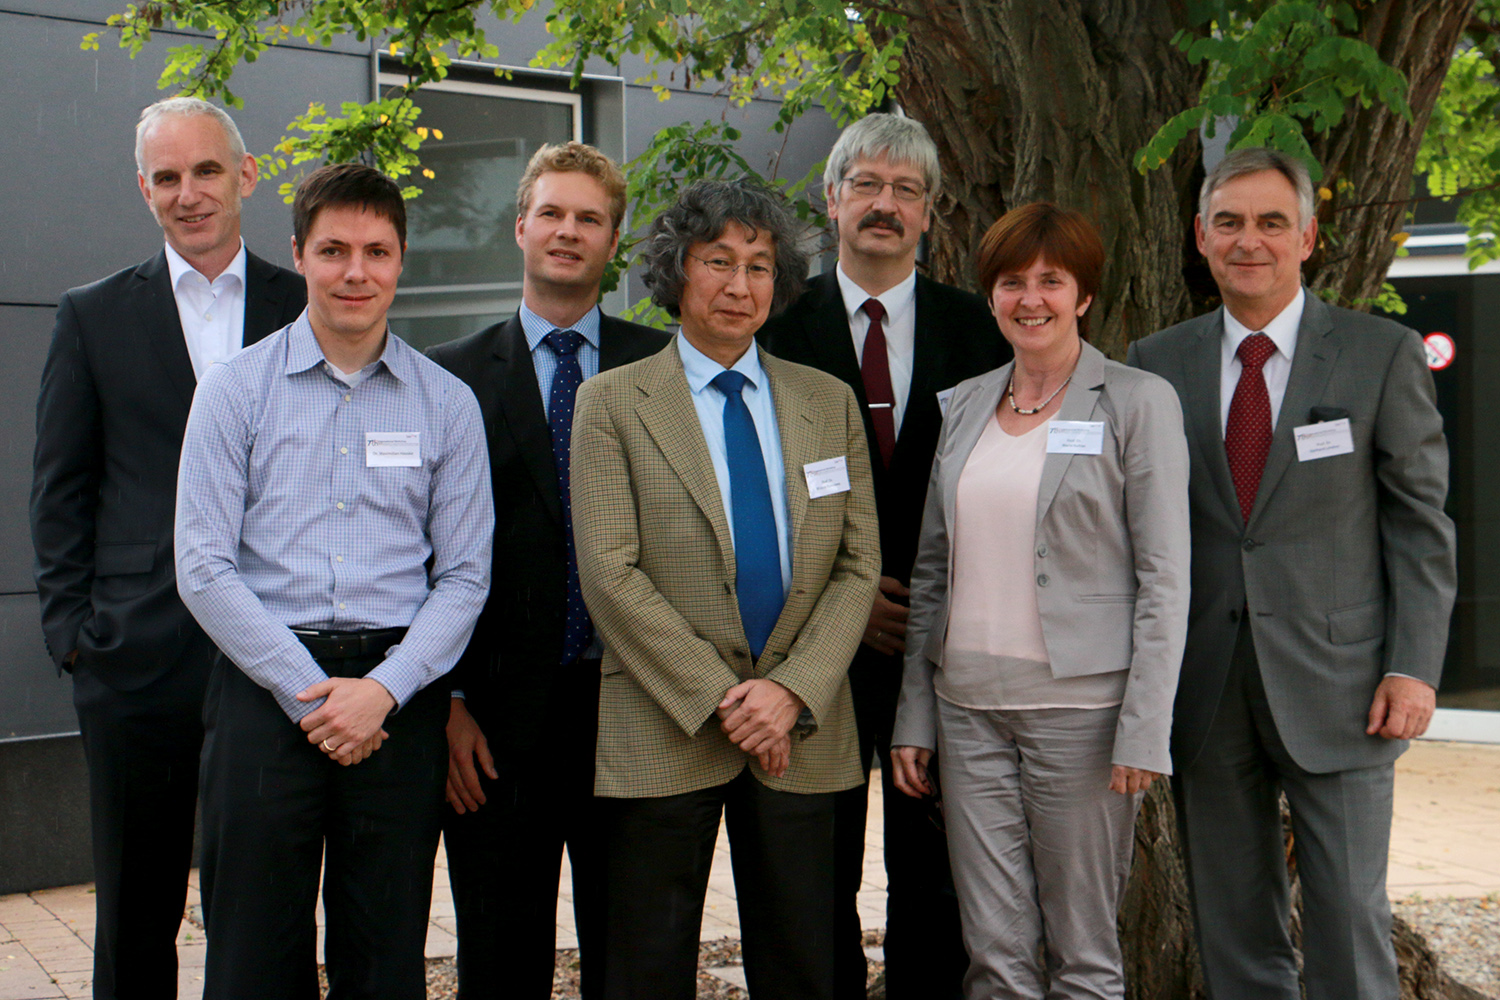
[573,339,880,798]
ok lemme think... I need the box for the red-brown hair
[975,203,1104,335]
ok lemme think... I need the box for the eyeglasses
[842,175,928,202]
[686,252,776,282]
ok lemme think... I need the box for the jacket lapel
[765,352,816,549]
[1248,294,1338,528]
[1035,341,1106,524]
[1182,311,1242,528]
[489,316,566,525]
[634,343,736,566]
[134,251,198,410]
[243,250,296,346]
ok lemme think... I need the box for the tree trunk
[1307,0,1478,305]
[867,3,1490,998]
[876,0,1204,359]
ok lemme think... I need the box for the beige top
[936,412,1127,710]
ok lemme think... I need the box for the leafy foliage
[1137,1,1412,179]
[1414,44,1500,269]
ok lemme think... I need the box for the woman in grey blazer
[891,204,1190,999]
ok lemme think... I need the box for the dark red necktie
[860,298,897,467]
[1225,332,1276,524]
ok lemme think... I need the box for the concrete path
[2,740,1496,999]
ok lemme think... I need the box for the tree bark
[876,0,1203,359]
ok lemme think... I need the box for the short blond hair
[516,141,627,232]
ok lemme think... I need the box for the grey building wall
[0,1,840,892]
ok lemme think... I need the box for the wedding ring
[321,739,334,752]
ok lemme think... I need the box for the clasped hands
[717,678,804,779]
[297,676,396,767]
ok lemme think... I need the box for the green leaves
[1138,1,1412,179]
[1416,47,1500,269]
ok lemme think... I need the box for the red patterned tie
[1225,332,1276,524]
[860,298,897,467]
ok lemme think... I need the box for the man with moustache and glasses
[759,112,1008,1000]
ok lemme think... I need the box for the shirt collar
[1223,287,1305,362]
[284,309,413,383]
[164,238,247,290]
[676,332,765,396]
[835,260,917,325]
[520,300,602,353]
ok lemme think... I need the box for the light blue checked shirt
[176,311,494,723]
[519,301,602,419]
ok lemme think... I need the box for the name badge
[366,431,421,467]
[1046,420,1104,455]
[803,456,851,498]
[1294,417,1354,462]
[936,386,956,418]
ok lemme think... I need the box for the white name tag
[366,431,421,467]
[1046,420,1104,455]
[803,456,851,498]
[936,386,956,418]
[1294,417,1354,462]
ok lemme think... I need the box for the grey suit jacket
[1128,293,1456,775]
[892,340,1191,774]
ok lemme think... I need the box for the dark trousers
[198,652,448,1000]
[835,645,966,1000]
[1174,623,1398,1000]
[600,768,838,1000]
[72,653,209,1000]
[443,658,604,999]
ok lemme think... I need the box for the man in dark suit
[427,141,667,999]
[1129,147,1456,1000]
[30,96,303,1000]
[758,113,1008,1000]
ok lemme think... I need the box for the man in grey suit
[1129,147,1455,1000]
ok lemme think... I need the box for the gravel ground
[371,913,1499,999]
[1394,894,1500,998]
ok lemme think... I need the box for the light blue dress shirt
[676,334,792,595]
[520,301,602,418]
[175,312,494,722]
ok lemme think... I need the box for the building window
[379,73,582,350]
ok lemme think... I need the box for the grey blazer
[1129,293,1456,774]
[892,340,1191,774]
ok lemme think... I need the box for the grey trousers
[1174,624,1397,1000]
[936,699,1142,1000]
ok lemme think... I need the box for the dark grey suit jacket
[1128,293,1456,774]
[31,249,306,690]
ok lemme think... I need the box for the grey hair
[1199,147,1316,230]
[135,97,248,176]
[824,112,941,204]
[638,178,809,320]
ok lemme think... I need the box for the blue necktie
[546,330,593,664]
[711,370,784,658]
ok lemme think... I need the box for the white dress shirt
[836,261,917,432]
[165,239,248,380]
[1219,288,1305,433]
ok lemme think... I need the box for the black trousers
[834,644,966,1000]
[443,658,604,999]
[600,769,838,1000]
[72,652,210,1000]
[198,652,448,1000]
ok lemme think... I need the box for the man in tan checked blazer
[573,179,880,1000]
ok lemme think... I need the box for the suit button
[1036,544,1048,558]
[736,649,749,659]
[1242,539,1258,552]
[1037,574,1050,587]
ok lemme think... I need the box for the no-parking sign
[1424,332,1455,371]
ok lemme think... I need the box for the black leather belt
[291,627,407,661]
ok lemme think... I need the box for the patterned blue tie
[711,370,784,658]
[546,330,593,664]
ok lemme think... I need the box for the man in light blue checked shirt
[175,162,492,1000]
